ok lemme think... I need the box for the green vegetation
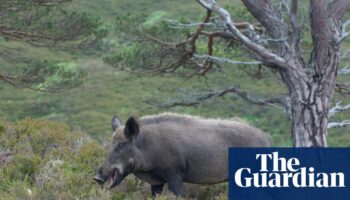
[0,0,105,91]
[0,119,227,199]
[0,118,108,199]
[1,0,346,146]
[0,0,350,199]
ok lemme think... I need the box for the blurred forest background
[0,0,349,199]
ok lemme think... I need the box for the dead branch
[335,83,350,96]
[338,19,350,44]
[328,120,350,129]
[0,71,59,93]
[163,19,217,29]
[197,0,289,70]
[33,0,72,6]
[0,26,56,41]
[193,54,261,66]
[148,85,289,111]
[329,101,350,117]
[137,9,263,76]
[338,66,350,75]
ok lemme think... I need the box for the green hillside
[1,0,350,199]
[1,0,349,146]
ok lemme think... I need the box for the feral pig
[94,113,270,196]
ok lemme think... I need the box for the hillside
[1,0,349,146]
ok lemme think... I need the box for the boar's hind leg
[167,174,183,196]
[151,184,164,197]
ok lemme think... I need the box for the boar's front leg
[167,174,183,196]
[151,184,164,197]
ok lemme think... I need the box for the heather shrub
[0,119,229,199]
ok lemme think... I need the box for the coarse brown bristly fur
[99,112,270,196]
[140,112,251,126]
[137,112,271,152]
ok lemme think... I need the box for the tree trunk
[290,90,330,147]
[195,0,350,147]
[286,44,340,147]
[282,0,343,147]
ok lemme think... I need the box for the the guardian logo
[234,152,345,188]
[229,148,350,200]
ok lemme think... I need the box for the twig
[328,120,350,128]
[329,101,350,117]
[338,66,350,75]
[193,54,262,65]
[337,19,350,44]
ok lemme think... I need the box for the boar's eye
[115,142,127,151]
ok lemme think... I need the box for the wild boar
[93,113,270,196]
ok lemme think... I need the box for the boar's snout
[93,168,109,185]
[93,174,106,185]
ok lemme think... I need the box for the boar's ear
[111,115,122,132]
[124,117,139,140]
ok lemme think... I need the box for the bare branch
[142,32,190,47]
[335,82,350,96]
[338,66,350,75]
[148,85,289,111]
[130,10,267,76]
[0,26,56,41]
[328,120,350,129]
[200,35,215,74]
[193,54,262,65]
[163,19,217,29]
[264,36,288,43]
[337,19,350,44]
[0,72,53,92]
[164,18,264,36]
[33,0,73,6]
[340,49,350,60]
[196,0,289,70]
[329,101,350,117]
[0,64,82,93]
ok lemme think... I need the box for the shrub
[0,118,230,199]
[0,119,111,199]
[3,154,41,184]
